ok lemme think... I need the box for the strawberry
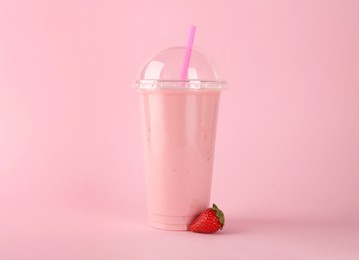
[189,203,225,233]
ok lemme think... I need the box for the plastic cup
[135,47,226,230]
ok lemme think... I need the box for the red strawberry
[189,203,225,233]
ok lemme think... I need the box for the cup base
[149,221,189,231]
[148,213,197,231]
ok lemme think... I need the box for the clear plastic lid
[135,47,226,90]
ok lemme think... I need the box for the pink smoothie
[139,89,221,230]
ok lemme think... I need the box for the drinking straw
[181,25,196,80]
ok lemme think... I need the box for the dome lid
[135,47,226,90]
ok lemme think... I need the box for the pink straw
[181,25,196,80]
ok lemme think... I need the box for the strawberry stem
[212,203,225,229]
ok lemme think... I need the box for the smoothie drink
[136,45,225,230]
[139,89,221,230]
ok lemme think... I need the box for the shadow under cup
[138,87,222,230]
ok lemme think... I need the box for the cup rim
[134,79,227,90]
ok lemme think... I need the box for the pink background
[1,0,358,259]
